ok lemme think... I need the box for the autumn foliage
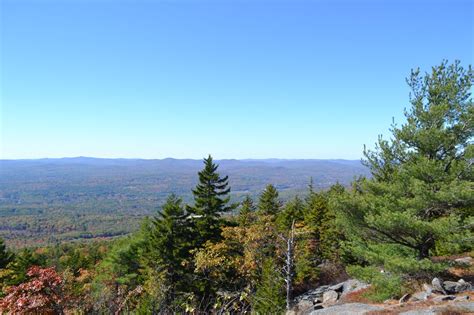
[0,266,64,314]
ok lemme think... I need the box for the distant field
[0,157,369,247]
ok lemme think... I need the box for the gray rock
[431,277,446,294]
[456,278,472,292]
[422,283,432,295]
[328,282,344,292]
[294,286,330,305]
[341,279,369,295]
[441,279,472,293]
[410,291,429,301]
[401,301,474,314]
[454,256,473,265]
[443,280,459,293]
[310,303,383,314]
[433,301,474,312]
[322,290,339,306]
[399,293,411,304]
[294,299,314,313]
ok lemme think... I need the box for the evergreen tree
[188,155,234,246]
[257,184,282,216]
[0,238,13,269]
[336,60,474,274]
[253,258,285,314]
[277,196,304,230]
[238,195,256,226]
[145,194,191,306]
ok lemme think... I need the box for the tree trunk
[286,221,295,311]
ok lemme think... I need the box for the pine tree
[257,184,282,216]
[238,195,256,226]
[336,60,474,274]
[188,155,234,246]
[277,195,304,230]
[146,194,191,304]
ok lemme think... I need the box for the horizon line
[0,155,364,162]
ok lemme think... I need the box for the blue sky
[1,0,472,159]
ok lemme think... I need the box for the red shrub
[0,266,64,314]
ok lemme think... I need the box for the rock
[431,277,446,294]
[454,256,473,265]
[310,303,383,314]
[399,293,411,304]
[422,283,432,295]
[341,279,369,295]
[441,279,472,293]
[322,290,339,306]
[443,280,459,293]
[294,299,314,313]
[433,301,474,313]
[293,285,330,308]
[410,291,429,301]
[328,282,344,292]
[432,295,456,302]
[456,278,472,292]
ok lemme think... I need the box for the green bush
[347,265,402,302]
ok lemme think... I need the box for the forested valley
[0,61,473,314]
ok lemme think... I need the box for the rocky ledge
[289,267,474,314]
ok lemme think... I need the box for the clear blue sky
[1,0,472,159]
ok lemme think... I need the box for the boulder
[293,299,314,313]
[442,279,472,294]
[456,279,472,292]
[341,279,368,295]
[454,256,473,265]
[322,290,339,306]
[432,277,446,294]
[410,291,429,301]
[443,281,459,293]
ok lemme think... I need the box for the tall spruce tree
[336,61,473,273]
[188,155,234,246]
[145,194,191,304]
[257,184,282,216]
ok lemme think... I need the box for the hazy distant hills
[0,157,370,247]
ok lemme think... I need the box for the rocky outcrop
[290,279,368,314]
[290,276,473,315]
